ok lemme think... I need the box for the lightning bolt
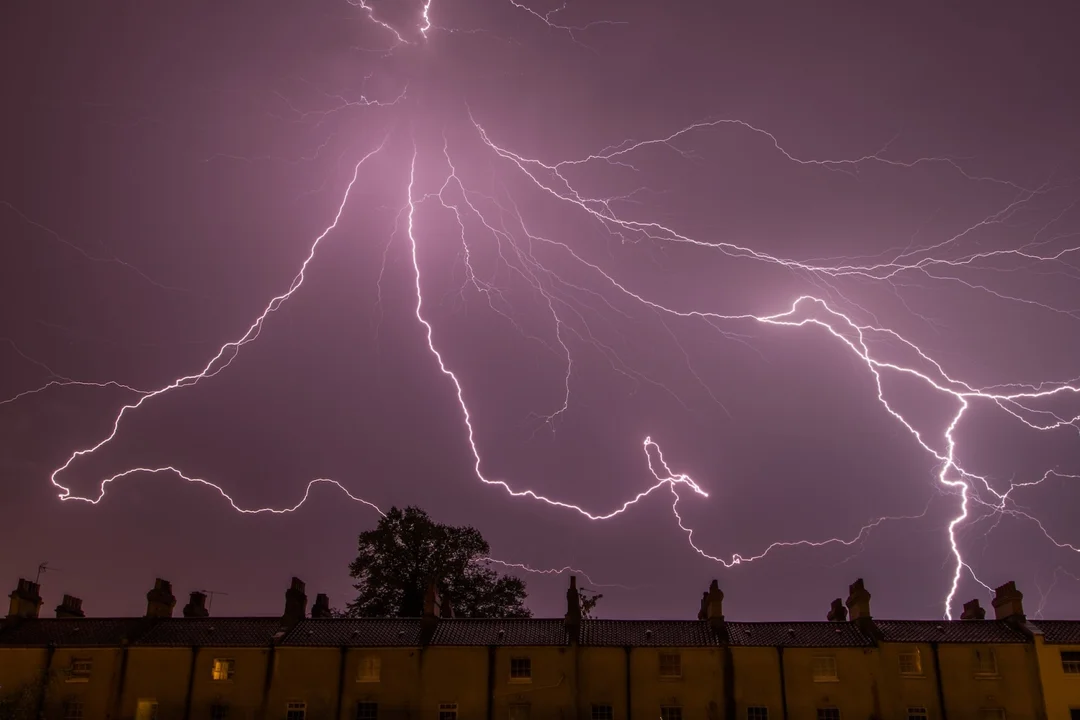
[11,0,1080,621]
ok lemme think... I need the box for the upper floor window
[509,704,530,720]
[591,705,614,720]
[974,648,998,676]
[63,699,84,720]
[358,656,381,683]
[1062,651,1080,674]
[659,653,682,678]
[978,710,1005,720]
[356,702,378,720]
[510,657,532,682]
[286,702,306,720]
[908,708,928,720]
[67,658,92,682]
[439,703,458,720]
[747,708,769,720]
[135,699,158,720]
[812,655,838,682]
[660,707,682,720]
[817,709,841,720]
[210,705,228,720]
[899,649,922,675]
[211,658,235,681]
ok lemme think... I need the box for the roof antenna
[36,562,60,585]
[196,589,229,611]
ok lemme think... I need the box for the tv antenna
[35,562,60,585]
[196,589,229,611]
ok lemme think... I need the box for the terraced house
[1,574,1077,719]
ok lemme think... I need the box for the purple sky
[3,0,1080,622]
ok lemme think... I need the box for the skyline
[2,0,1080,621]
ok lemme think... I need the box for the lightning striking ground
[8,0,1080,619]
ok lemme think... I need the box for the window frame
[591,705,614,720]
[357,656,382,683]
[286,701,307,720]
[210,704,229,720]
[439,703,459,720]
[746,707,769,720]
[63,698,85,720]
[211,657,235,682]
[974,648,999,677]
[67,658,92,683]
[658,652,682,678]
[1062,650,1080,674]
[509,656,532,683]
[509,703,531,720]
[907,708,928,720]
[816,709,841,720]
[134,699,159,720]
[899,648,923,676]
[356,701,378,720]
[812,655,839,682]
[660,706,683,720]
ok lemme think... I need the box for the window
[509,704,530,720]
[210,705,229,720]
[817,710,841,720]
[978,710,1005,720]
[63,699,84,720]
[286,702,307,720]
[135,699,158,720]
[358,656,381,683]
[747,708,769,720]
[899,649,922,675]
[356,702,378,720]
[659,653,682,678]
[974,648,998,676]
[212,658,235,681]
[812,655,838,682]
[439,703,458,720]
[509,657,532,682]
[908,709,928,720]
[591,705,614,720]
[1070,711,1080,720]
[1062,651,1080,674]
[68,658,92,682]
[660,707,683,720]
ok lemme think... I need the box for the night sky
[3,1,1080,622]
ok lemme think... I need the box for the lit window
[978,710,1005,720]
[509,704,530,720]
[211,658,235,681]
[659,653,682,678]
[899,649,922,675]
[817,710,841,720]
[356,702,378,720]
[439,703,458,720]
[286,702,307,720]
[812,655,838,682]
[358,657,381,683]
[68,658,92,682]
[510,657,532,682]
[63,699,84,720]
[660,707,682,720]
[747,707,769,720]
[210,705,228,720]
[974,648,998,676]
[591,705,614,720]
[908,708,928,720]
[135,699,158,720]
[1062,651,1080,674]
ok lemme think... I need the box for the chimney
[283,577,307,624]
[705,580,724,629]
[440,588,454,619]
[420,581,442,645]
[827,598,848,622]
[697,591,709,621]
[311,593,332,619]
[992,581,1025,621]
[55,594,85,619]
[565,575,582,642]
[845,578,872,621]
[183,592,209,618]
[146,578,176,618]
[7,579,43,619]
[961,598,986,620]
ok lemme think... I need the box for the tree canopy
[347,506,531,618]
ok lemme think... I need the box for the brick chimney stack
[697,591,709,621]
[992,581,1025,621]
[827,598,848,622]
[56,594,84,619]
[183,592,209,618]
[845,578,872,621]
[705,580,725,632]
[961,598,986,620]
[311,593,332,619]
[146,578,176,618]
[283,578,307,624]
[564,575,582,642]
[7,579,43,619]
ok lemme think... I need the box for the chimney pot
[283,577,308,624]
[311,593,332,619]
[845,578,872,621]
[960,598,986,620]
[827,598,848,622]
[564,575,582,642]
[8,578,44,619]
[183,591,209,618]
[992,581,1025,621]
[56,594,85,619]
[146,578,176,618]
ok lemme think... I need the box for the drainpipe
[182,646,199,720]
[35,644,55,719]
[777,647,788,720]
[335,646,348,720]
[930,642,948,720]
[487,645,496,720]
[624,646,632,720]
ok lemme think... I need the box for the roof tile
[430,619,569,646]
[1032,621,1080,644]
[282,619,423,647]
[580,620,716,647]
[135,618,285,647]
[0,619,148,647]
[874,620,1029,644]
[726,622,873,647]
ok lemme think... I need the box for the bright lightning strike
[9,0,1080,620]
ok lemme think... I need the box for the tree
[347,506,531,618]
[578,587,603,619]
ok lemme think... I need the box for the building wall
[629,647,725,720]
[937,643,1043,720]
[782,647,880,720]
[42,646,126,720]
[493,646,575,720]
[578,647,627,719]
[342,648,422,720]
[189,647,272,720]
[121,647,192,720]
[731,646,782,718]
[419,647,490,720]
[1034,636,1080,720]
[874,643,943,720]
